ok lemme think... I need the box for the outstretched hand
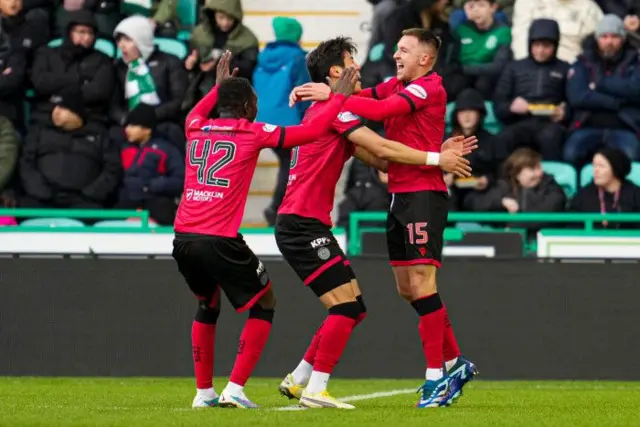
[215,51,239,86]
[442,135,478,156]
[289,83,332,106]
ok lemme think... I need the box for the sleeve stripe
[341,122,365,139]
[372,86,379,100]
[277,127,286,149]
[397,93,416,113]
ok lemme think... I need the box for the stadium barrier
[2,257,639,380]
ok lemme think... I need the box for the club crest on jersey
[338,111,359,122]
[406,84,427,99]
[263,123,278,132]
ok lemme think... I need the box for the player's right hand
[331,67,358,97]
[439,150,472,178]
[215,51,239,86]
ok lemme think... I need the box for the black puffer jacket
[111,48,189,125]
[0,9,50,65]
[494,19,570,124]
[0,26,26,124]
[31,10,115,125]
[19,120,121,203]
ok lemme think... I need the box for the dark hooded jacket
[566,36,640,133]
[30,10,115,125]
[19,120,121,204]
[0,23,26,124]
[494,19,570,124]
[0,7,49,66]
[190,0,259,80]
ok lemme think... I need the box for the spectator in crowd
[463,148,566,231]
[31,10,114,126]
[564,14,640,167]
[253,16,310,225]
[19,87,121,209]
[454,0,512,98]
[56,0,120,38]
[596,1,640,48]
[0,116,18,206]
[511,0,603,64]
[448,88,503,209]
[115,103,183,225]
[121,0,182,37]
[382,0,466,99]
[0,19,26,130]
[189,0,259,81]
[449,0,513,30]
[494,19,569,161]
[337,159,389,231]
[0,0,50,66]
[111,15,188,152]
[570,148,640,226]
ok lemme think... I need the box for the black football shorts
[275,214,355,297]
[386,190,449,268]
[172,234,271,312]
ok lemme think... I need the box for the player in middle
[275,37,477,409]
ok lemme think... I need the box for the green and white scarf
[125,58,161,110]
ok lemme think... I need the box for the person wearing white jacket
[511,0,604,63]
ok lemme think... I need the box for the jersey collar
[403,70,434,87]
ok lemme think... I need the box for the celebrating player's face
[393,36,432,82]
[335,52,362,93]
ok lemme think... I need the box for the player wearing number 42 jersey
[172,52,359,410]
[292,29,479,408]
[276,37,476,409]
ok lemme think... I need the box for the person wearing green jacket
[189,0,259,81]
[449,0,514,29]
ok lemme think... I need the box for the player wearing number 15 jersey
[172,53,358,410]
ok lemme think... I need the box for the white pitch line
[274,388,415,411]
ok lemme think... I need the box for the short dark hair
[306,36,358,83]
[401,28,442,52]
[217,77,255,116]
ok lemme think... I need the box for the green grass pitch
[1,378,639,426]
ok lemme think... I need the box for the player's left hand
[439,150,472,178]
[442,135,478,156]
[288,83,331,106]
[215,51,239,85]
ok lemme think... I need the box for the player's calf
[191,299,220,408]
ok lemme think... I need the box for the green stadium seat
[93,220,158,228]
[445,101,502,135]
[542,161,577,197]
[456,222,492,231]
[153,37,188,59]
[20,218,86,227]
[177,30,191,42]
[580,162,640,187]
[47,38,115,57]
[177,0,197,27]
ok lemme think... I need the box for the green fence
[348,212,640,255]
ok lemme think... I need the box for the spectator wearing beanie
[19,86,121,210]
[111,15,188,152]
[31,10,115,126]
[115,103,184,225]
[570,148,640,227]
[565,14,640,168]
[190,0,259,81]
[253,16,311,225]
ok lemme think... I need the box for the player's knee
[408,265,437,296]
[410,293,443,316]
[328,301,362,320]
[257,288,276,310]
[249,304,275,323]
[195,303,220,325]
[396,284,413,302]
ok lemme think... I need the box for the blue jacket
[120,136,185,201]
[253,41,311,127]
[566,37,640,133]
